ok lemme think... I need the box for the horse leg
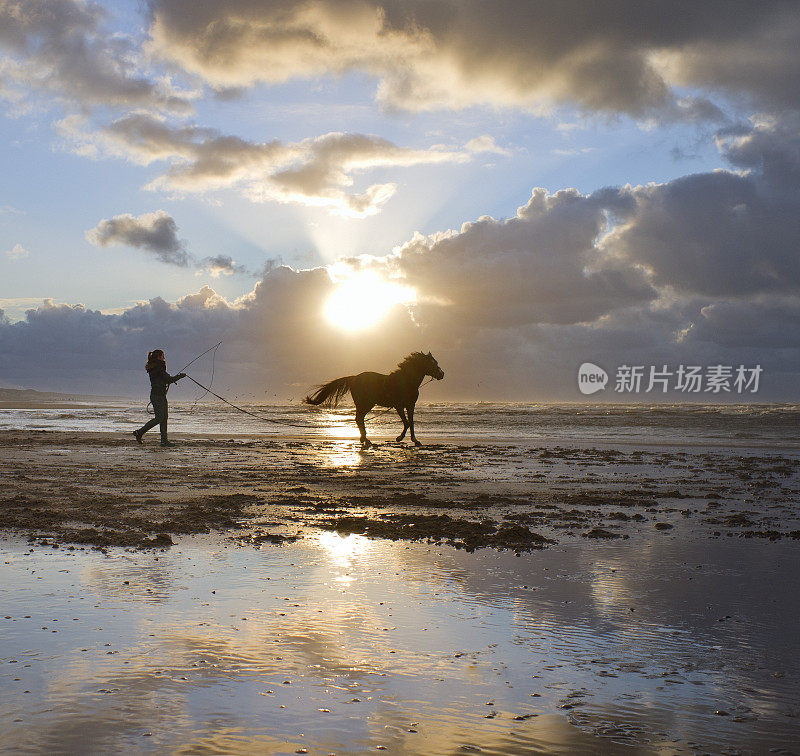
[351,385,372,448]
[395,406,409,442]
[408,403,422,446]
[355,407,372,448]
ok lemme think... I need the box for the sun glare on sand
[324,271,416,331]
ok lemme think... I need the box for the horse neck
[400,364,426,388]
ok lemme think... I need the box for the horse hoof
[362,440,372,449]
[413,439,422,447]
[396,435,405,442]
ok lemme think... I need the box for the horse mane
[392,352,427,375]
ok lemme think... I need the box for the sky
[1,0,800,401]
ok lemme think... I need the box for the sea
[2,399,799,448]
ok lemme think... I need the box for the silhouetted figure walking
[133,349,185,447]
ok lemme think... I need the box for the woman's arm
[149,363,184,385]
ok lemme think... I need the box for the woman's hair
[145,349,166,371]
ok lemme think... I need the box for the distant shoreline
[0,387,130,405]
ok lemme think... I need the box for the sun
[324,271,416,331]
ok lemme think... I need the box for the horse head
[425,351,445,380]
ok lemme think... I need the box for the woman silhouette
[133,349,186,446]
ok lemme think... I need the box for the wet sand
[1,430,800,551]
[2,430,800,753]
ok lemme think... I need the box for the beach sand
[2,430,799,551]
[2,430,800,753]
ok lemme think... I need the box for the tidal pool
[1,534,798,754]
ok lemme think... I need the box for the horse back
[350,371,405,408]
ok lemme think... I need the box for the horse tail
[303,376,352,407]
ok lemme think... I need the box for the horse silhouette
[304,352,444,447]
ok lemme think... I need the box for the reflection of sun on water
[315,532,370,571]
[324,271,415,331]
[322,416,360,440]
[321,441,363,467]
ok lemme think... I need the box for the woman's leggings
[139,394,168,440]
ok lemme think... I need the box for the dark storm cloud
[86,211,190,267]
[147,0,800,117]
[681,298,800,350]
[0,271,420,394]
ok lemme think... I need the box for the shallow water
[2,534,799,754]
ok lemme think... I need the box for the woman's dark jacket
[147,363,181,397]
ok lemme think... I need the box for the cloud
[372,186,652,329]
[551,147,595,157]
[60,114,470,216]
[2,253,795,399]
[0,186,676,396]
[0,296,48,323]
[604,114,800,297]
[681,297,800,350]
[147,0,800,118]
[0,271,419,394]
[86,210,190,267]
[465,135,510,156]
[200,254,248,278]
[5,113,800,399]
[4,243,29,259]
[86,210,252,275]
[0,0,192,113]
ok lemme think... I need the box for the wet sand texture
[2,431,799,551]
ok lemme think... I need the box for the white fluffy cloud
[60,114,471,216]
[147,0,800,117]
[374,186,652,328]
[464,135,510,156]
[4,243,29,259]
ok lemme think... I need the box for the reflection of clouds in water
[391,538,800,750]
[587,556,636,619]
[3,537,800,753]
[81,552,177,604]
[6,607,615,755]
[9,633,288,753]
